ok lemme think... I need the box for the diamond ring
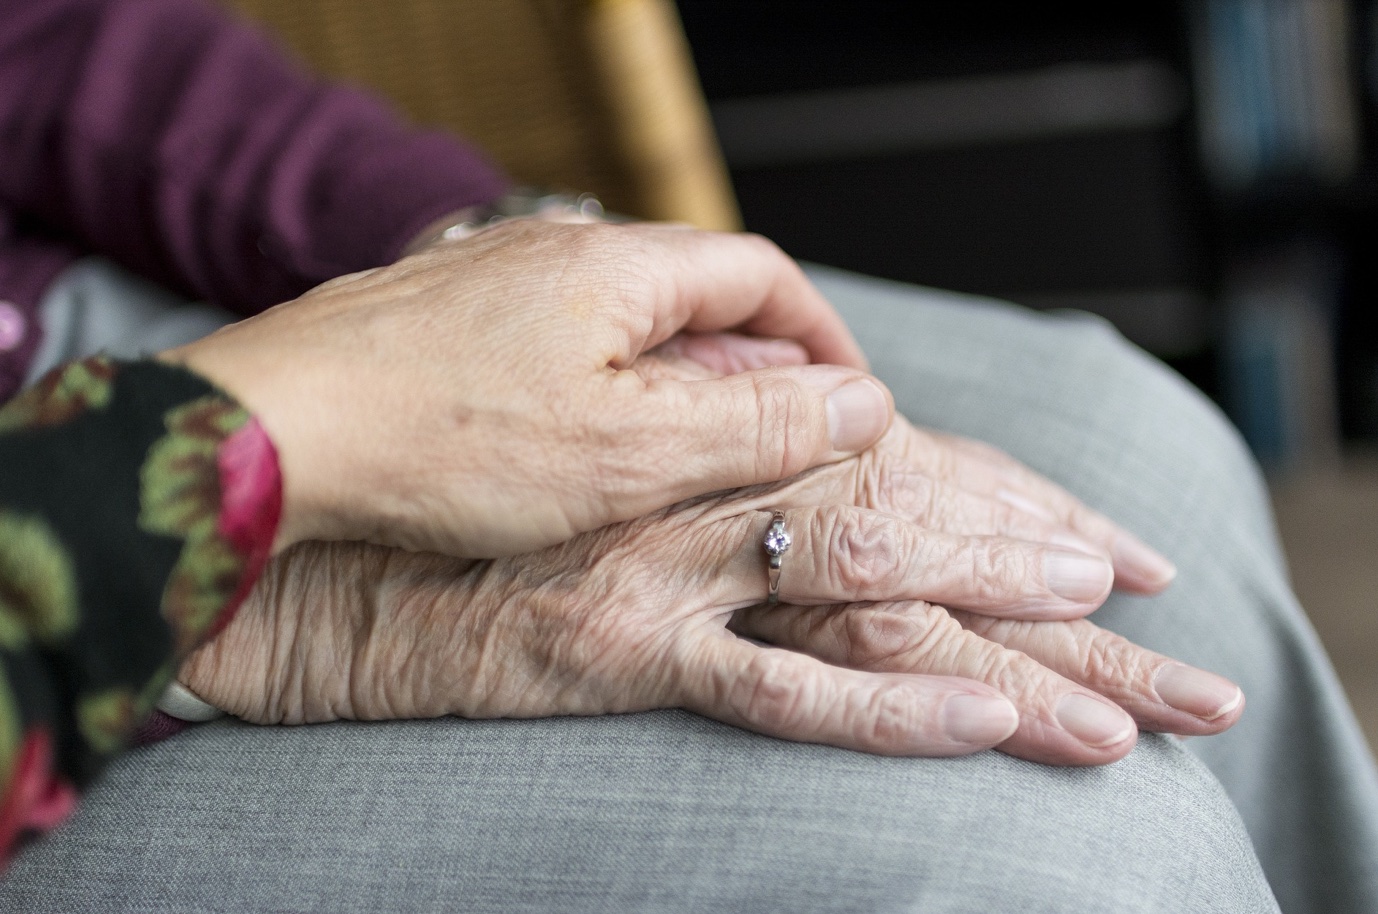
[763,510,791,604]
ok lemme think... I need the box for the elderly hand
[180,465,1240,768]
[641,333,1178,594]
[160,220,887,556]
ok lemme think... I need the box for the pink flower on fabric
[216,416,282,558]
[0,728,78,872]
[212,416,282,637]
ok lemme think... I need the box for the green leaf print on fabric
[0,513,79,651]
[139,396,252,653]
[139,395,248,539]
[0,357,116,434]
[76,688,137,756]
[0,676,19,788]
[159,535,244,654]
[1,358,280,863]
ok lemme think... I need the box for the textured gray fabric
[1,715,1273,914]
[3,257,1372,912]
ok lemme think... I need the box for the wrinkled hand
[641,338,1241,761]
[181,336,1240,766]
[181,456,1240,768]
[161,220,888,556]
[642,332,1180,594]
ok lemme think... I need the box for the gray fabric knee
[0,713,1279,914]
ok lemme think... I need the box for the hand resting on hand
[160,220,890,557]
[178,341,1242,768]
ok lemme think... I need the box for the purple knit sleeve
[0,0,511,317]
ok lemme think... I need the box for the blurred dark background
[675,0,1378,474]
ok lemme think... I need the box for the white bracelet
[156,680,226,722]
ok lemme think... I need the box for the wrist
[154,343,307,554]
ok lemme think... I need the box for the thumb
[687,362,894,466]
[600,364,892,517]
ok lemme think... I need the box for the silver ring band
[763,510,791,604]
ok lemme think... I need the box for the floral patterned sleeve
[0,356,281,867]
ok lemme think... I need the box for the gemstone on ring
[763,511,789,604]
[763,525,792,556]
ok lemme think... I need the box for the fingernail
[1112,533,1177,587]
[1043,550,1113,602]
[1056,693,1136,747]
[1153,664,1243,721]
[823,378,890,452]
[943,693,1020,745]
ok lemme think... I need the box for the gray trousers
[3,259,1376,914]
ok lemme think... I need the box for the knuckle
[736,650,808,730]
[860,684,921,747]
[991,499,1031,535]
[1079,628,1142,689]
[984,652,1047,706]
[902,606,972,668]
[858,452,934,520]
[965,538,1031,601]
[820,510,905,599]
[842,606,922,667]
[749,373,818,478]
[924,480,959,528]
[926,624,1030,697]
[954,620,1073,708]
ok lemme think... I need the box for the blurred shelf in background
[675,0,1378,478]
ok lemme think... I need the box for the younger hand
[162,221,887,556]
